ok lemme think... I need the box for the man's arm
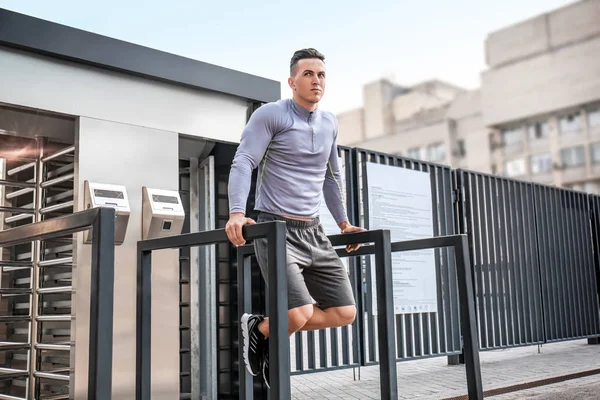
[322,138,348,227]
[226,105,277,246]
[323,122,365,252]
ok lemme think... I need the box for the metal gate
[534,185,600,342]
[456,169,545,349]
[355,149,462,363]
[0,135,75,399]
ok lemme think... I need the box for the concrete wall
[73,117,180,400]
[392,91,450,121]
[0,45,249,144]
[363,79,395,139]
[481,34,600,127]
[337,108,364,145]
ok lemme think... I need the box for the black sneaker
[240,313,266,376]
[262,344,270,389]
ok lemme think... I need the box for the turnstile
[0,135,75,399]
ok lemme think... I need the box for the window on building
[455,139,466,157]
[530,153,553,174]
[427,143,445,162]
[505,158,526,177]
[591,142,600,164]
[559,112,582,134]
[560,146,586,167]
[589,108,600,128]
[527,121,550,140]
[502,127,523,146]
[407,147,421,160]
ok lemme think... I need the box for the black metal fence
[0,208,116,400]
[457,169,600,350]
[534,184,600,342]
[456,170,545,349]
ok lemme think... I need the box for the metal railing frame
[337,233,483,399]
[237,229,397,400]
[135,221,289,400]
[0,207,116,400]
[237,231,483,400]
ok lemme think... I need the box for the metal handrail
[135,221,289,400]
[0,207,116,400]
[237,229,397,400]
[238,232,484,400]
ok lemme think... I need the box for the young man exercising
[226,48,364,388]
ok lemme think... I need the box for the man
[226,48,364,388]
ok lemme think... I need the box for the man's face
[288,58,326,105]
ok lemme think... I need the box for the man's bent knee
[332,305,356,326]
[288,304,314,333]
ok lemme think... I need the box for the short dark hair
[290,48,325,76]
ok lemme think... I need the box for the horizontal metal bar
[0,179,35,189]
[35,343,70,351]
[37,286,72,294]
[4,213,33,224]
[138,220,286,252]
[334,234,465,258]
[40,173,74,189]
[39,395,69,400]
[0,367,28,375]
[0,208,101,247]
[41,146,75,163]
[7,161,35,176]
[45,189,74,204]
[46,163,74,179]
[5,187,35,200]
[0,206,35,214]
[0,342,30,351]
[38,257,73,267]
[34,371,70,381]
[0,288,32,295]
[36,315,72,322]
[0,393,27,399]
[0,316,31,323]
[0,260,32,267]
[40,201,74,215]
[327,230,383,246]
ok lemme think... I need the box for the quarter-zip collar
[291,98,318,121]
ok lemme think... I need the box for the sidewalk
[290,339,600,399]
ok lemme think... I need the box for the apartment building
[338,0,600,194]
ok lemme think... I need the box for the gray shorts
[253,212,356,310]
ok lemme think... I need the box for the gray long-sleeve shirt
[228,98,347,224]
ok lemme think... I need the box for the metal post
[455,235,484,400]
[136,248,153,400]
[373,229,397,400]
[237,247,254,400]
[266,222,290,399]
[88,207,116,399]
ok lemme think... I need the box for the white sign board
[365,162,438,315]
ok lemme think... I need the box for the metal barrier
[237,230,484,400]
[0,207,116,400]
[237,229,397,400]
[333,233,484,400]
[534,185,600,341]
[135,221,289,400]
[456,170,545,349]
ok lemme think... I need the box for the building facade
[338,0,600,194]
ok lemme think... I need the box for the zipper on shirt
[308,112,315,152]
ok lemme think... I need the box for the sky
[0,0,575,114]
